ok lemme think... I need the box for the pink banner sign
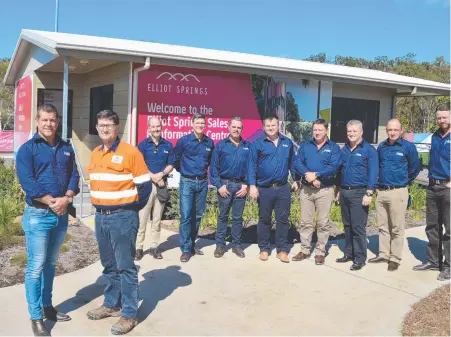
[0,131,13,152]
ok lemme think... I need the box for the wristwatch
[65,195,73,203]
[365,191,374,197]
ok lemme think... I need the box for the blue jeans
[179,176,208,253]
[95,210,139,318]
[215,180,246,248]
[257,183,291,254]
[22,206,68,320]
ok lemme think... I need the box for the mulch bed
[0,218,99,288]
[402,284,450,336]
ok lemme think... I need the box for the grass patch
[60,244,69,254]
[402,284,450,336]
[64,233,72,243]
[0,234,22,250]
[10,252,27,267]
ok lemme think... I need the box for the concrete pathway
[0,217,448,336]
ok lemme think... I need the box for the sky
[1,0,450,62]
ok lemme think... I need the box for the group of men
[15,103,450,336]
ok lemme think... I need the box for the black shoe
[150,248,163,259]
[232,247,245,258]
[350,262,365,271]
[192,247,204,255]
[388,261,399,271]
[437,267,450,281]
[31,319,51,336]
[413,262,440,271]
[336,255,352,263]
[368,256,389,263]
[214,247,226,258]
[135,249,143,261]
[180,252,191,262]
[43,306,71,322]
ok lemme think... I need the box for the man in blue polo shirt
[248,114,296,263]
[414,105,450,281]
[370,119,420,271]
[16,104,80,336]
[172,113,214,262]
[136,117,174,260]
[210,117,250,258]
[292,119,342,265]
[335,120,378,271]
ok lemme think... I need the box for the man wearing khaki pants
[292,119,342,265]
[370,119,420,271]
[136,117,174,260]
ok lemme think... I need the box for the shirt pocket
[106,162,125,173]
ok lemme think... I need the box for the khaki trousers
[136,183,165,250]
[375,187,408,263]
[299,185,335,256]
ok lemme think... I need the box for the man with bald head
[414,105,450,281]
[370,119,420,271]
[136,116,174,260]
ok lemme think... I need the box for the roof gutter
[131,57,151,146]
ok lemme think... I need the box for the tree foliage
[0,58,14,131]
[305,53,450,132]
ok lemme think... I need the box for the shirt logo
[396,152,404,156]
[112,155,124,164]
[206,148,211,152]
[355,153,362,157]
[282,144,288,148]
[63,151,70,156]
[322,149,331,153]
[445,140,450,145]
[164,150,169,153]
[243,147,249,150]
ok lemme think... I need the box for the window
[89,84,114,135]
[330,97,380,144]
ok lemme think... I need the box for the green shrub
[0,198,23,236]
[10,252,27,267]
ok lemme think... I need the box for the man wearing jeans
[172,113,214,262]
[86,110,152,335]
[292,119,342,265]
[136,117,174,260]
[210,117,249,258]
[335,120,378,271]
[16,104,80,336]
[413,106,450,281]
[370,119,420,271]
[248,114,296,263]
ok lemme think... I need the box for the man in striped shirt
[86,110,152,335]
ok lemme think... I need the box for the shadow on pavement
[407,237,428,263]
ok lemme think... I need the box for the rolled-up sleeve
[16,143,48,199]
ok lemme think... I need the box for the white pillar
[62,56,69,140]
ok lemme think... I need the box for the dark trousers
[257,183,291,254]
[340,188,368,264]
[426,185,450,269]
[215,180,246,248]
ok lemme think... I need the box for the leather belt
[181,174,208,180]
[258,182,286,188]
[341,186,366,190]
[97,208,126,215]
[221,177,245,183]
[31,201,50,210]
[378,186,405,190]
[430,179,450,186]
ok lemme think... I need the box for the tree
[0,59,14,131]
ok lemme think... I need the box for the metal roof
[3,29,451,96]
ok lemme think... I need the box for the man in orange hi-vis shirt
[86,110,152,335]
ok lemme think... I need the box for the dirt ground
[0,218,99,288]
[402,284,450,336]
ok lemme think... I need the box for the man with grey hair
[136,116,174,260]
[335,120,378,271]
[210,117,250,258]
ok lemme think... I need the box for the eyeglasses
[96,124,117,130]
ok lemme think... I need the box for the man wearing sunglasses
[136,116,174,260]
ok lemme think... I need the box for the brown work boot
[277,252,289,263]
[292,251,310,261]
[259,251,269,261]
[87,305,121,320]
[111,317,138,335]
[315,255,325,265]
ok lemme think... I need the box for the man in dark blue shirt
[16,104,80,336]
[291,119,342,265]
[210,117,250,258]
[248,114,296,263]
[370,119,420,271]
[414,105,450,281]
[172,113,214,262]
[335,120,378,271]
[136,117,174,261]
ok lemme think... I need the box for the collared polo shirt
[138,136,174,173]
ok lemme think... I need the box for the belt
[378,186,405,190]
[341,185,366,190]
[97,208,126,215]
[258,182,286,188]
[220,177,245,184]
[31,201,50,210]
[181,174,208,180]
[430,179,450,186]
